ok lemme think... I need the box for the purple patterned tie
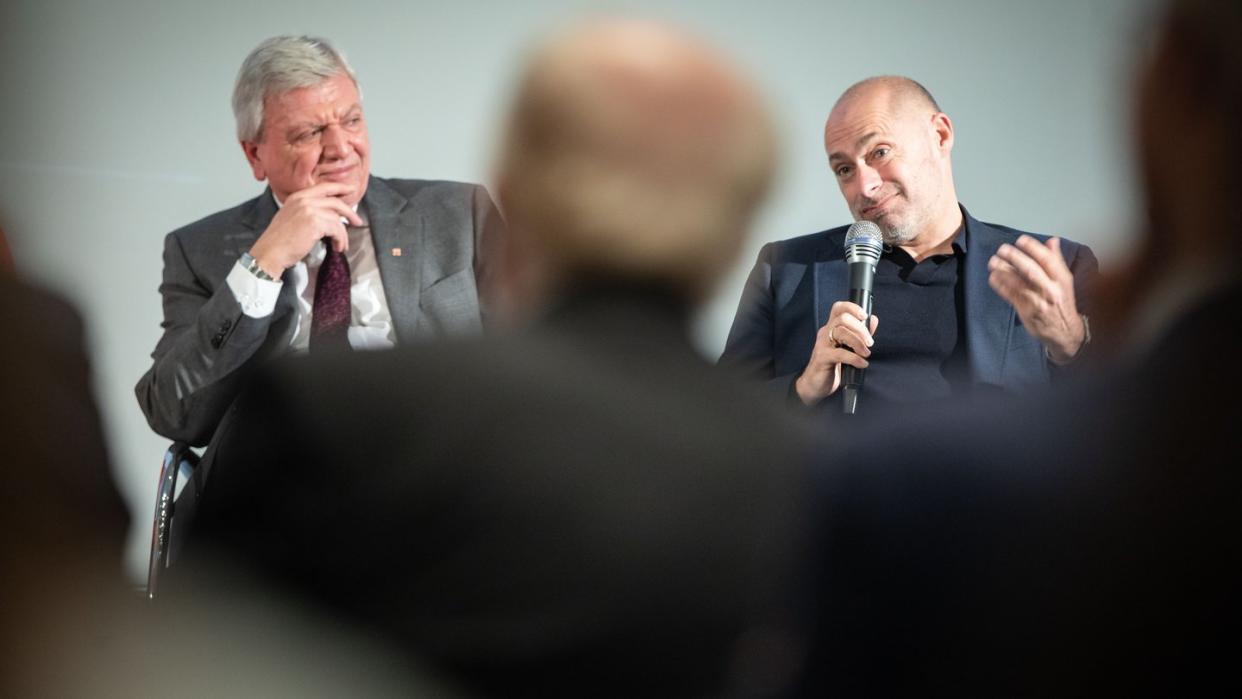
[310,237,352,352]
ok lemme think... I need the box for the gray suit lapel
[239,186,279,238]
[962,211,1016,386]
[217,191,267,264]
[363,177,422,344]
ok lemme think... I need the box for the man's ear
[240,140,266,182]
[931,112,954,154]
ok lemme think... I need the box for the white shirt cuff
[226,260,282,318]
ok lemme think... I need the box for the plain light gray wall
[0,0,1158,579]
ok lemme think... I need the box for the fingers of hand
[285,183,363,228]
[267,207,351,257]
[321,197,364,227]
[325,223,350,253]
[835,314,874,354]
[991,268,1064,333]
[988,267,1035,310]
[296,204,352,249]
[1009,235,1073,288]
[816,323,840,356]
[990,252,1069,318]
[1016,234,1073,285]
[795,363,842,404]
[829,301,869,325]
[991,242,1054,292]
[291,181,358,201]
[832,346,869,369]
[810,334,870,369]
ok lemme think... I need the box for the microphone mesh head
[844,220,883,264]
[844,220,883,247]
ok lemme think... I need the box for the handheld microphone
[841,220,883,414]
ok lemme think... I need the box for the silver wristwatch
[239,252,275,281]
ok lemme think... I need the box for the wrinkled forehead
[265,75,361,120]
[824,89,927,157]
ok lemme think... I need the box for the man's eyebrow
[283,104,363,135]
[285,119,324,133]
[828,131,878,163]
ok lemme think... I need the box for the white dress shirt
[225,195,397,352]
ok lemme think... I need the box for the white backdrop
[0,0,1158,579]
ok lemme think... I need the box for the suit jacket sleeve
[719,243,803,403]
[1052,239,1100,375]
[1067,240,1099,316]
[134,231,277,446]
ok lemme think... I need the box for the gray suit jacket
[136,177,503,446]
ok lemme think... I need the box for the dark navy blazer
[720,207,1097,400]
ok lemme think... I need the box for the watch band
[239,252,275,281]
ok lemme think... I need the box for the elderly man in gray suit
[136,35,503,447]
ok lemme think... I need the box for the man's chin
[877,220,916,245]
[854,213,904,243]
[349,173,370,204]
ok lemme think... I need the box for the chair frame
[146,442,198,599]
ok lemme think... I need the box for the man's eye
[835,165,853,178]
[872,148,890,159]
[345,115,362,127]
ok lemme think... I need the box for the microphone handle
[841,261,875,414]
[847,286,873,320]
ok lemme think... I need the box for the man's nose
[321,124,350,159]
[858,165,882,198]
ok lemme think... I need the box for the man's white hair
[231,35,359,142]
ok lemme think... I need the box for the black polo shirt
[857,226,971,410]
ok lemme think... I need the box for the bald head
[834,76,940,117]
[496,20,777,302]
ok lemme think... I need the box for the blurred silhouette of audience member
[181,18,814,697]
[0,225,13,274]
[809,0,1242,694]
[0,276,444,696]
[0,275,131,694]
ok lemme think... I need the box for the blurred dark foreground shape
[808,0,1242,694]
[0,274,452,696]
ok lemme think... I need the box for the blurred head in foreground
[1132,0,1242,299]
[494,19,778,311]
